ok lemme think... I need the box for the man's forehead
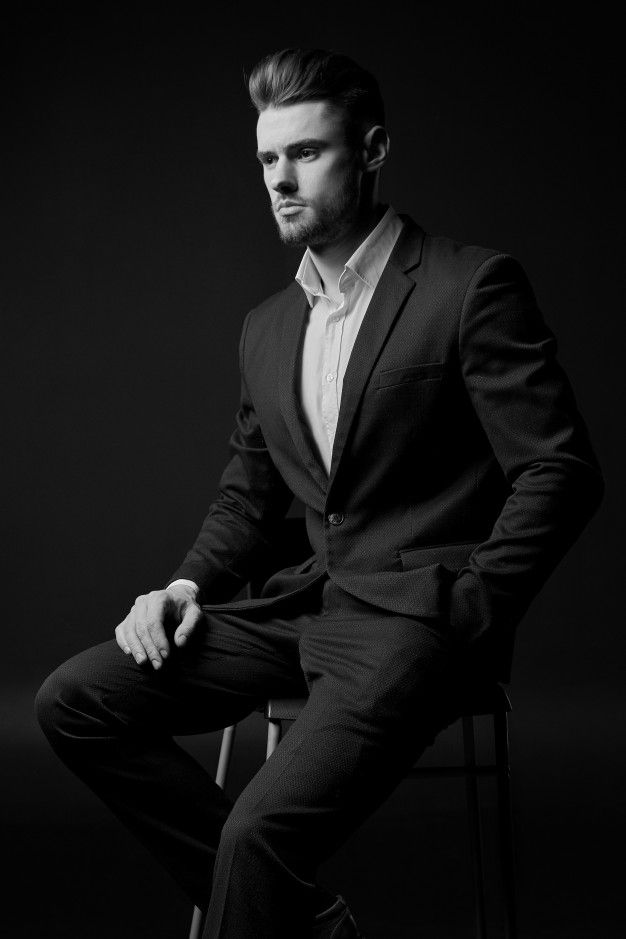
[256,101,344,149]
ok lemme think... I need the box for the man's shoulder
[420,228,508,280]
[399,223,526,306]
[393,213,520,289]
[248,280,302,326]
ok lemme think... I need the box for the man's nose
[270,157,297,194]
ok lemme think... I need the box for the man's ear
[361,125,390,173]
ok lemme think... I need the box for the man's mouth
[275,200,306,215]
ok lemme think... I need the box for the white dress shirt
[169,205,404,598]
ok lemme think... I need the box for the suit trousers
[35,573,494,938]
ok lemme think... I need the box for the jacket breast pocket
[398,541,480,572]
[377,361,445,389]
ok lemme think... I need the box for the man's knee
[34,643,113,748]
[35,664,71,748]
[35,656,84,747]
[218,804,275,858]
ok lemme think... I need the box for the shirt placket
[321,286,349,453]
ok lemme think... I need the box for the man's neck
[308,203,387,303]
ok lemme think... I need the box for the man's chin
[275,218,311,247]
[272,201,357,249]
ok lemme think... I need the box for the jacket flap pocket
[377,361,445,388]
[399,541,480,571]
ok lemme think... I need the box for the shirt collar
[294,205,403,307]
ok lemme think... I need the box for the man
[35,48,604,939]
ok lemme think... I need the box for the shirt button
[327,512,345,526]
[326,373,335,382]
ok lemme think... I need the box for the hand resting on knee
[114,584,204,670]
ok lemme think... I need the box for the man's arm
[165,308,294,600]
[115,309,294,666]
[449,253,605,647]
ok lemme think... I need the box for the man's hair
[247,48,385,144]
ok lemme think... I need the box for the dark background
[2,3,623,937]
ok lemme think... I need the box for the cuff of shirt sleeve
[166,578,199,599]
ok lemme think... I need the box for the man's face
[256,100,362,248]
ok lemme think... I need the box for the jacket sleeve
[449,253,605,646]
[166,310,294,602]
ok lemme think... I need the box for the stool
[188,683,517,939]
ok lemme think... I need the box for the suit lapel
[327,216,424,489]
[277,215,425,497]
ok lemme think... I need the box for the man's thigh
[36,601,313,739]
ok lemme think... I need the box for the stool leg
[215,724,237,790]
[188,724,237,939]
[463,715,488,939]
[266,717,283,759]
[494,710,517,939]
[188,904,207,939]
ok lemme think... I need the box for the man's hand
[114,585,204,668]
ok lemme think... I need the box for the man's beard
[272,166,361,249]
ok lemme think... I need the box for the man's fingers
[142,612,171,665]
[174,604,204,647]
[115,590,187,665]
[147,591,173,655]
[122,598,149,663]
[135,620,164,669]
[123,627,149,665]
[134,594,171,669]
[114,621,132,655]
[115,596,169,669]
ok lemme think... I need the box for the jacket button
[327,512,345,526]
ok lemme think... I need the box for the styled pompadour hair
[247,48,385,143]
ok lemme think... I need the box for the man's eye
[298,149,317,160]
[262,156,276,166]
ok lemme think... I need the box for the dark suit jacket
[168,214,604,682]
